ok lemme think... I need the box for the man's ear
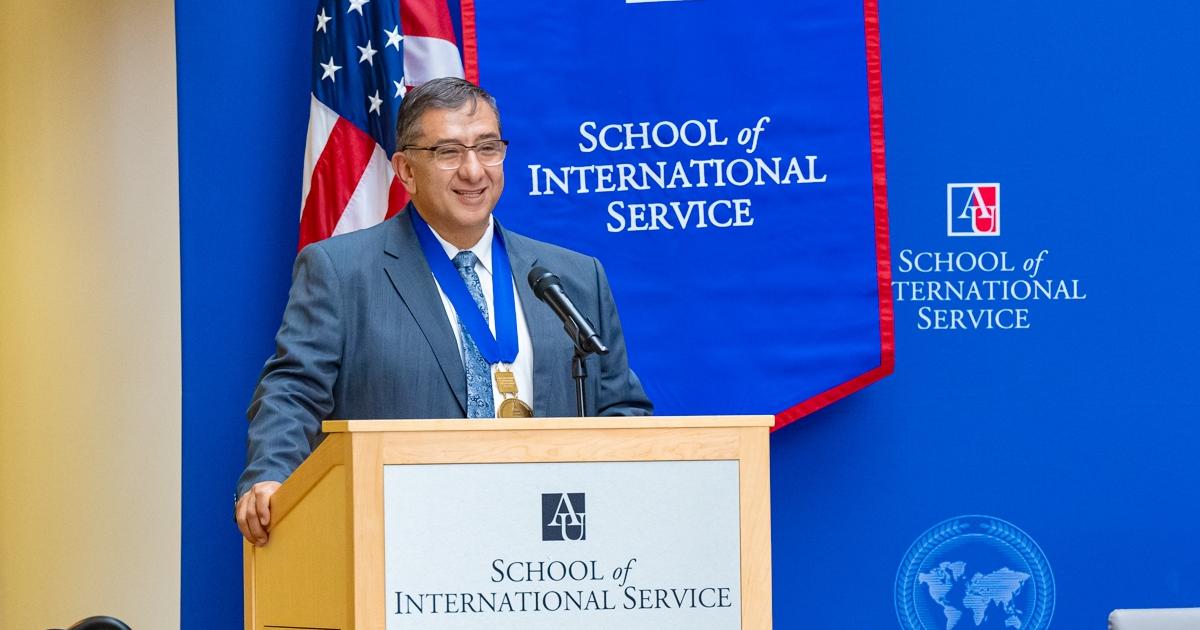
[392,151,416,195]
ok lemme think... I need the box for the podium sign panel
[383,460,742,629]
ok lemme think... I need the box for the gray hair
[394,77,501,149]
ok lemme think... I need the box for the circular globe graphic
[895,515,1054,630]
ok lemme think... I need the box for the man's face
[392,102,504,244]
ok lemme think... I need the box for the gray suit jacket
[237,209,652,496]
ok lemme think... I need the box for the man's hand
[236,481,282,546]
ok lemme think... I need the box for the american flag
[299,0,478,249]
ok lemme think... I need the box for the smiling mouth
[454,188,487,201]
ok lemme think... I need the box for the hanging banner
[475,0,892,425]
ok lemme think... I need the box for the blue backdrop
[177,1,1200,628]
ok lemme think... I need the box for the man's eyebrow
[428,131,501,145]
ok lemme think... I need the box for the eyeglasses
[402,139,509,170]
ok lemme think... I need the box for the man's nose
[457,148,485,179]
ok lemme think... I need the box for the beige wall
[0,2,181,628]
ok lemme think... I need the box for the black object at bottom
[51,616,133,630]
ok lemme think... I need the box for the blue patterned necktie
[452,251,495,418]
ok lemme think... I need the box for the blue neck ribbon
[410,209,519,365]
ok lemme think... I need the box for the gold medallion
[498,397,534,418]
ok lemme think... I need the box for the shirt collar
[429,219,494,276]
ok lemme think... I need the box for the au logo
[947,183,1000,236]
[542,493,586,541]
[895,515,1054,630]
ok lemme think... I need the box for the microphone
[528,266,609,356]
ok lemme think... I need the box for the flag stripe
[331,146,396,237]
[400,0,457,41]
[300,96,341,216]
[387,178,408,219]
[298,118,378,250]
[403,35,466,84]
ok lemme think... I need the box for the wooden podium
[244,416,773,630]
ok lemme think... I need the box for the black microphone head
[528,266,560,299]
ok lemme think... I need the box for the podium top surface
[322,415,775,433]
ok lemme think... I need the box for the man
[235,78,652,545]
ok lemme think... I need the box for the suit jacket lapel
[381,209,467,414]
[500,224,565,417]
